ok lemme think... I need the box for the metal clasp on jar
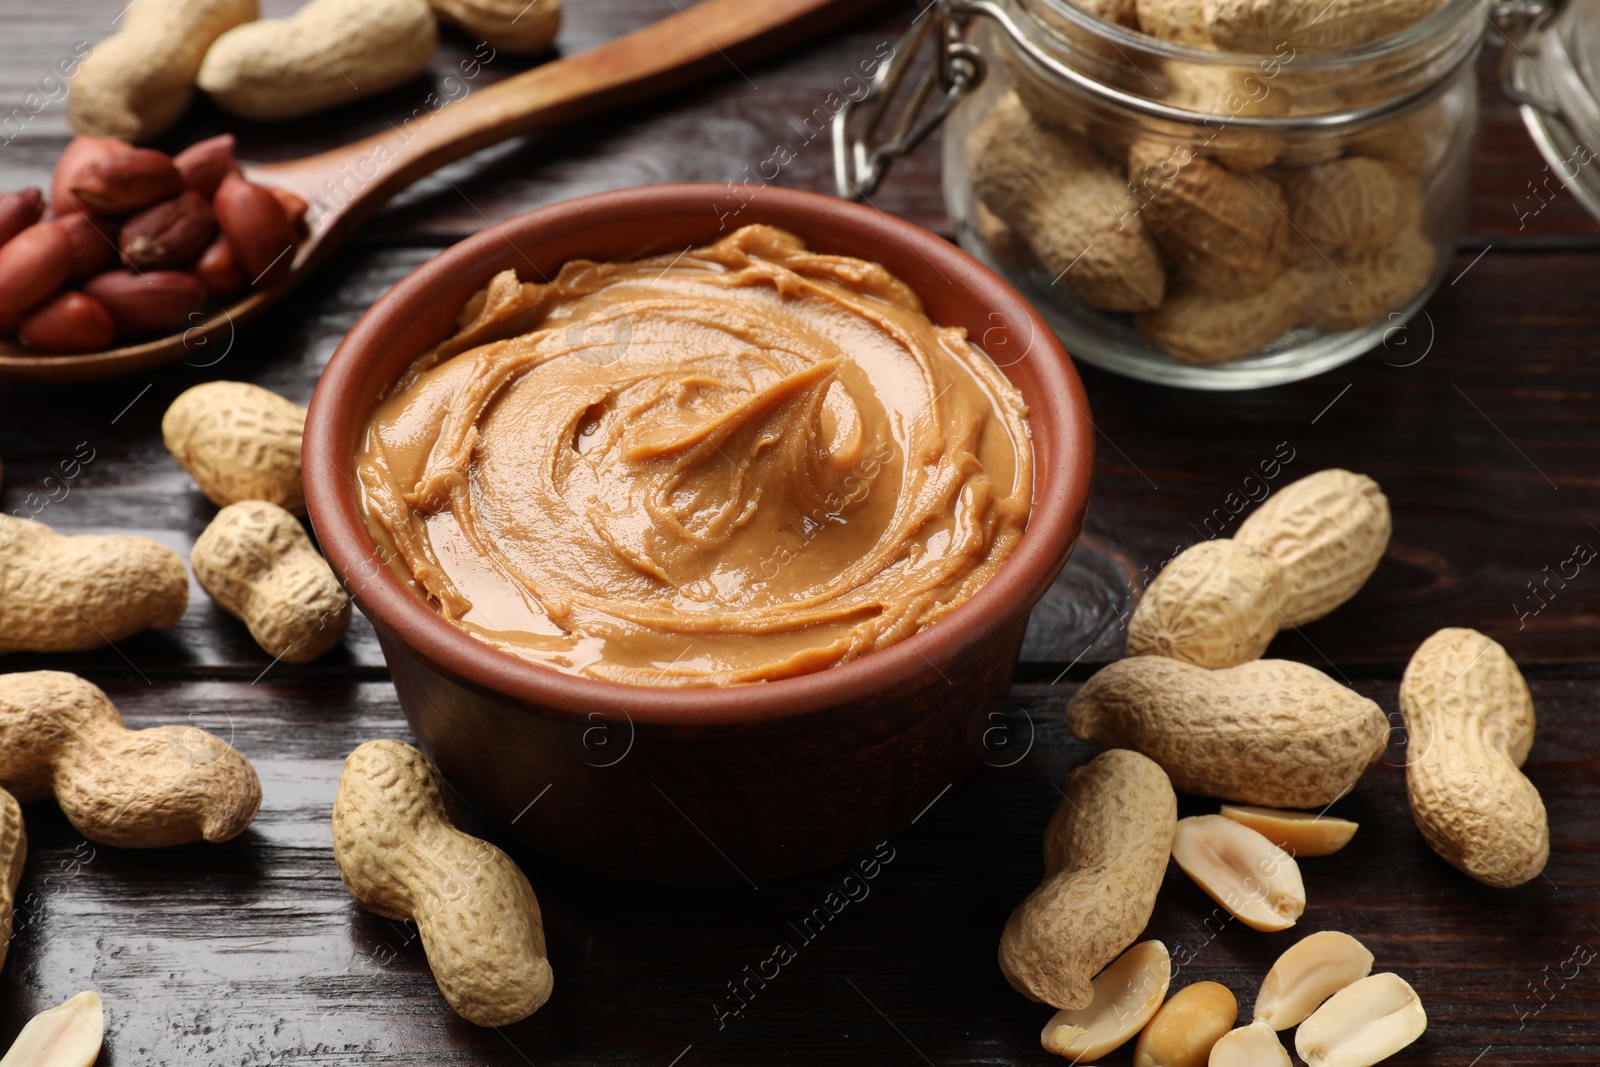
[833,1,986,200]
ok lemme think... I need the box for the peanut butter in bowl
[357,224,1033,685]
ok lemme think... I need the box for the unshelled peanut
[971,93,1166,312]
[0,515,188,653]
[429,0,560,53]
[1137,0,1212,44]
[192,501,352,663]
[1000,750,1176,1010]
[1401,628,1548,887]
[1287,157,1422,256]
[0,671,260,848]
[334,740,554,1026]
[1128,140,1293,297]
[199,0,438,121]
[0,787,22,977]
[1204,0,1443,53]
[1134,270,1310,365]
[1128,470,1391,668]
[163,381,308,513]
[1161,65,1286,172]
[69,0,258,141]
[1354,97,1456,176]
[1127,538,1284,663]
[1304,228,1436,332]
[1235,469,1392,627]
[1067,657,1389,808]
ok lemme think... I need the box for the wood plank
[0,677,1593,1064]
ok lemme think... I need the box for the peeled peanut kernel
[1041,940,1171,1061]
[0,990,104,1067]
[1172,815,1304,932]
[1134,980,1236,1067]
[1220,805,1359,857]
[1295,973,1426,1067]
[1209,1020,1291,1067]
[1254,931,1374,1030]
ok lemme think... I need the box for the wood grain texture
[0,681,1593,1065]
[0,0,1598,1063]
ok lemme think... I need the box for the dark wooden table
[2,2,1598,1063]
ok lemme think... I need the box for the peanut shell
[1401,628,1548,887]
[971,93,1166,312]
[0,516,187,653]
[0,787,23,976]
[0,671,260,848]
[1127,539,1285,665]
[334,740,554,1026]
[1235,468,1391,628]
[1304,228,1436,332]
[999,750,1177,1010]
[1129,140,1294,297]
[1134,268,1310,365]
[162,381,308,513]
[1287,157,1422,256]
[1205,0,1444,53]
[1067,657,1390,808]
[192,501,352,663]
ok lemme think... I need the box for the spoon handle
[255,0,883,243]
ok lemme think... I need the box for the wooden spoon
[0,0,883,384]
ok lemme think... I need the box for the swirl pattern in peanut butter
[358,226,1032,685]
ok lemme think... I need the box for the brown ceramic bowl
[304,184,1094,886]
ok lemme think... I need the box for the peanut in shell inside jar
[357,225,1033,685]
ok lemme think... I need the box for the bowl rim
[304,183,1094,728]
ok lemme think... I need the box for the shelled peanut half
[970,0,1456,367]
[0,134,303,354]
[1023,926,1428,1063]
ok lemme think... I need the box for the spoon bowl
[0,0,881,384]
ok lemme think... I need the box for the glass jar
[1507,0,1600,219]
[842,0,1486,389]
